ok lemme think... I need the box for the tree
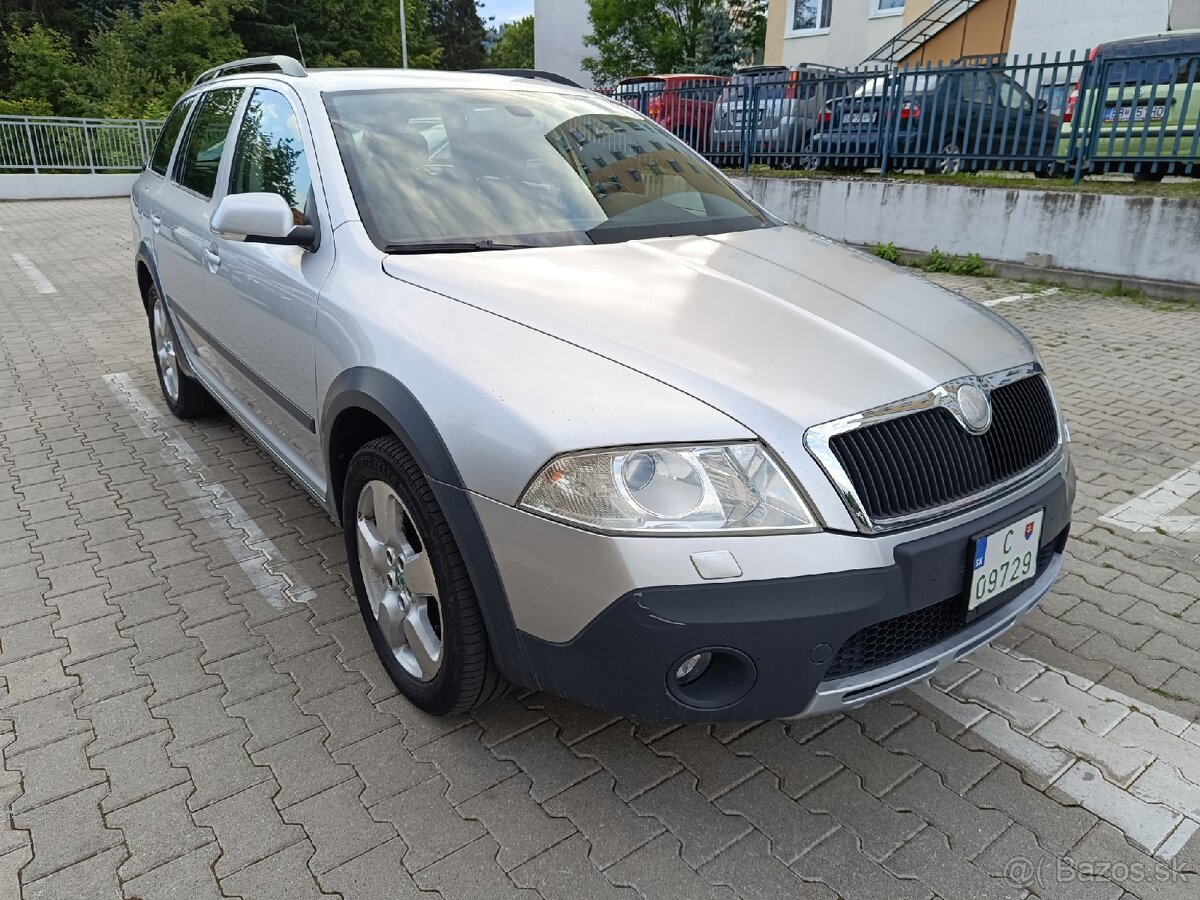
[485,14,533,69]
[429,0,486,70]
[583,0,767,84]
[4,24,85,115]
[695,6,741,76]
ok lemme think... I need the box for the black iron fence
[620,49,1200,182]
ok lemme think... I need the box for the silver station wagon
[131,56,1075,721]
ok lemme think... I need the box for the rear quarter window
[149,99,194,176]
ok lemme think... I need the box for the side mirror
[1037,98,1049,112]
[211,192,317,251]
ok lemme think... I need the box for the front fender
[321,367,533,687]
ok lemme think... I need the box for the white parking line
[12,253,57,294]
[104,372,317,608]
[983,288,1060,307]
[1099,462,1200,537]
[918,644,1200,861]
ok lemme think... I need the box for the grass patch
[868,242,994,277]
[731,167,1200,200]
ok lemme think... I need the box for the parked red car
[614,74,730,147]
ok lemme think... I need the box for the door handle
[204,247,221,270]
[150,214,162,230]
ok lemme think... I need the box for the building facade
[534,0,594,87]
[765,0,1200,70]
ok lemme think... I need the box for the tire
[1035,161,1061,179]
[1132,170,1165,183]
[343,436,508,715]
[796,141,822,172]
[147,283,214,419]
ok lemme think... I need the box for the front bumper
[501,470,1073,722]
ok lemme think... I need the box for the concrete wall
[1171,0,1200,29]
[534,0,593,88]
[1008,0,1169,58]
[732,175,1200,286]
[0,174,137,201]
[773,0,907,68]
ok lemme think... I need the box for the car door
[202,86,332,492]
[133,97,195,261]
[155,87,244,359]
[995,75,1056,164]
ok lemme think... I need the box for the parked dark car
[710,64,851,166]
[614,74,729,147]
[808,68,1062,175]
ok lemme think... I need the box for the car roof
[192,64,592,97]
[1096,28,1200,53]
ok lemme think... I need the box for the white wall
[733,175,1200,288]
[779,0,907,68]
[534,0,594,88]
[1170,0,1200,29]
[1008,0,1170,59]
[0,174,137,201]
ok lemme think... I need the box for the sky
[483,0,535,24]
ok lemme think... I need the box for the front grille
[829,375,1060,523]
[824,539,1057,681]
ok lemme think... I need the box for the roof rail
[193,55,307,87]
[471,68,582,88]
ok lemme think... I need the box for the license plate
[845,112,877,124]
[1104,105,1166,123]
[732,110,761,125]
[967,510,1044,611]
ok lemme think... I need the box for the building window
[872,0,905,16]
[790,0,832,34]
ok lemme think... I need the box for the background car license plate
[846,113,877,124]
[968,510,1044,611]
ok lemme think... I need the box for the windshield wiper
[383,239,532,254]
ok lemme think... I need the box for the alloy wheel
[938,143,964,176]
[355,479,443,682]
[153,300,180,403]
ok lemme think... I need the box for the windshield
[324,88,769,250]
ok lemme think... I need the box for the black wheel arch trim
[322,366,533,686]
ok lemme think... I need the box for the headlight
[519,443,819,534]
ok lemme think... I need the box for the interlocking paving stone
[976,824,1125,900]
[966,764,1098,858]
[22,845,126,900]
[91,730,189,812]
[801,768,926,861]
[252,726,356,809]
[14,784,125,882]
[541,771,665,869]
[173,729,273,811]
[492,720,600,803]
[192,780,306,878]
[512,832,640,900]
[884,767,1012,860]
[219,840,331,900]
[607,833,739,900]
[457,773,576,871]
[318,837,424,899]
[331,724,435,807]
[806,718,923,798]
[369,774,484,872]
[714,771,837,866]
[413,834,541,899]
[301,680,397,754]
[885,827,1024,900]
[700,832,838,900]
[573,723,682,802]
[282,777,396,874]
[631,771,752,868]
[650,725,762,800]
[411,723,518,805]
[121,841,227,900]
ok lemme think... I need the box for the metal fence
[0,116,165,174]
[626,49,1200,182]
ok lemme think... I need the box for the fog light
[675,652,712,687]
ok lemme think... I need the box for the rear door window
[174,88,243,199]
[149,99,195,176]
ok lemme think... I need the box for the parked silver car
[710,64,851,165]
[132,57,1074,721]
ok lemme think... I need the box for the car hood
[382,225,1035,442]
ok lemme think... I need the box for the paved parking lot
[2,197,1200,900]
